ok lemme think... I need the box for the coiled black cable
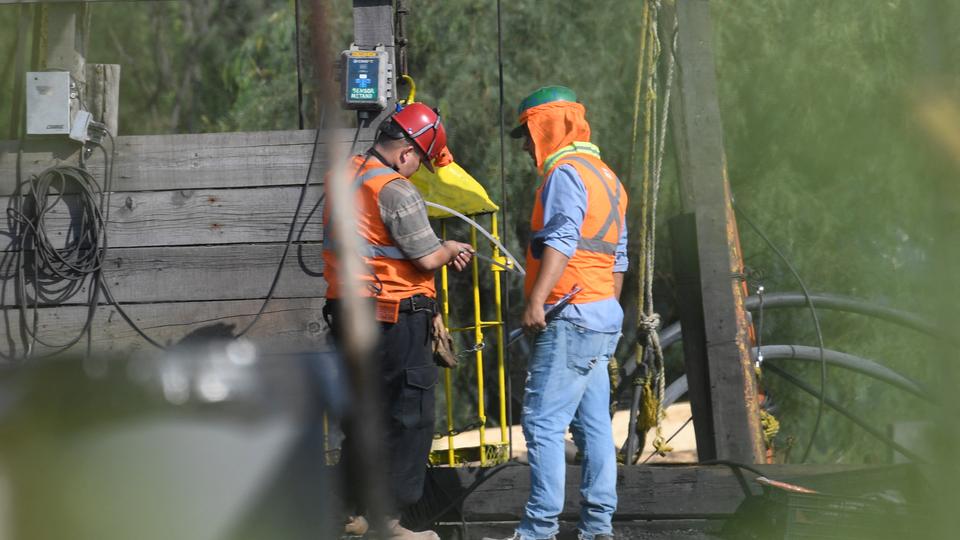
[8,162,107,357]
[8,113,358,355]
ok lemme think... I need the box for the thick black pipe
[655,341,933,410]
[647,360,927,463]
[620,291,941,388]
[759,345,932,402]
[744,292,947,341]
[762,362,924,463]
[619,292,938,461]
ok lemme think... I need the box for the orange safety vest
[323,154,436,309]
[524,145,627,305]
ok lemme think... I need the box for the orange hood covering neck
[519,101,592,174]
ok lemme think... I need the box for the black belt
[398,294,438,314]
[324,295,437,315]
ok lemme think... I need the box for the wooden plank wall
[0,129,371,358]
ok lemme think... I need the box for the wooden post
[668,212,717,458]
[352,0,396,139]
[42,3,88,71]
[666,0,764,463]
[8,5,35,139]
[85,63,121,135]
[43,3,89,125]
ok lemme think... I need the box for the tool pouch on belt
[375,297,401,323]
[431,315,457,368]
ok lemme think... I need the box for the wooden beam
[669,212,717,458]
[0,297,327,358]
[422,463,922,522]
[43,2,89,134]
[42,3,87,72]
[0,244,325,307]
[668,0,764,462]
[447,521,721,540]
[7,4,33,139]
[13,3,90,168]
[0,185,325,251]
[0,129,372,195]
[353,0,394,48]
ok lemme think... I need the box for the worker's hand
[444,240,474,271]
[521,302,547,334]
[432,313,446,337]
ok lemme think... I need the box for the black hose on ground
[617,291,941,396]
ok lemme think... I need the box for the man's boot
[386,518,440,540]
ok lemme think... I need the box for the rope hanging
[627,0,679,460]
[622,0,654,464]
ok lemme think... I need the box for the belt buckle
[410,295,432,314]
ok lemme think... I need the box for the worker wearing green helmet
[489,86,628,540]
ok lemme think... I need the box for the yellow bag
[410,161,499,219]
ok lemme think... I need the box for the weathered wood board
[0,129,359,194]
[0,244,325,306]
[0,298,329,358]
[0,129,371,358]
[0,186,325,251]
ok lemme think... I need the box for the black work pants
[327,301,437,513]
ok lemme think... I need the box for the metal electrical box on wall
[340,45,391,111]
[26,71,72,135]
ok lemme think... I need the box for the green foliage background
[1,0,955,465]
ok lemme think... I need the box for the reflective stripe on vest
[353,166,396,188]
[323,155,436,302]
[524,149,627,305]
[323,164,399,251]
[323,236,406,259]
[559,155,621,255]
[542,141,602,174]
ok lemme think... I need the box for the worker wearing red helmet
[322,102,473,540]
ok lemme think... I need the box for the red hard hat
[389,102,447,171]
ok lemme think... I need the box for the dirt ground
[431,402,698,464]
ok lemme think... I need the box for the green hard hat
[517,85,577,115]
[511,86,577,138]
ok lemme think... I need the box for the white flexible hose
[424,200,526,276]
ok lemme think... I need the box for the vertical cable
[294,0,305,129]
[494,0,514,457]
[736,204,826,463]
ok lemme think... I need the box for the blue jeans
[517,320,619,540]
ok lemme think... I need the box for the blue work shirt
[529,164,628,333]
